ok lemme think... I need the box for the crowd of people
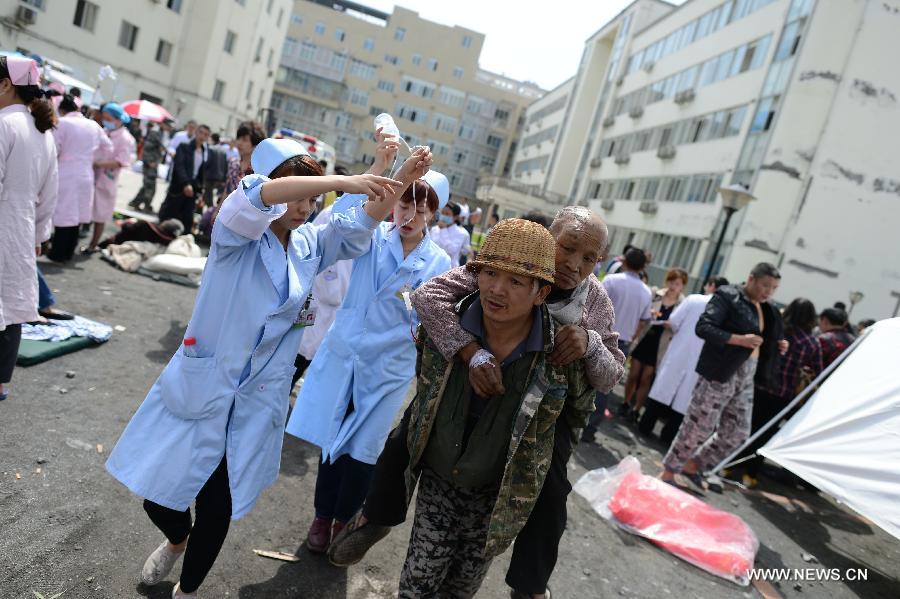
[0,53,879,598]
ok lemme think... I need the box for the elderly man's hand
[550,325,589,366]
[460,342,505,397]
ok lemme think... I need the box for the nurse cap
[252,138,310,178]
[102,102,131,125]
[5,56,40,86]
[421,170,450,210]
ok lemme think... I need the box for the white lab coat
[52,111,110,227]
[648,294,712,415]
[429,223,470,267]
[296,206,353,361]
[287,219,451,464]
[0,105,58,329]
[105,177,379,518]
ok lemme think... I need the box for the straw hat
[466,218,555,283]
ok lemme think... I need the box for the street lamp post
[701,184,756,289]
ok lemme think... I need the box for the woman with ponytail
[0,56,59,401]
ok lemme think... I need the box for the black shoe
[38,308,75,321]
[580,427,596,443]
[616,402,631,416]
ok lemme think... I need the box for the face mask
[439,214,454,225]
[103,121,117,131]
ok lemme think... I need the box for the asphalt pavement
[0,170,896,598]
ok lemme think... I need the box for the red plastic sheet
[574,457,758,585]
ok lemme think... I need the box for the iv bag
[373,113,401,139]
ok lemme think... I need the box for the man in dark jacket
[158,124,211,233]
[661,262,787,490]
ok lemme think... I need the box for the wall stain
[873,178,900,196]
[796,238,806,248]
[745,239,777,253]
[760,161,801,179]
[796,149,815,163]
[799,70,841,83]
[822,160,865,185]
[787,259,839,278]
[851,79,897,105]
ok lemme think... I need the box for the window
[363,38,374,51]
[291,15,303,25]
[335,28,345,42]
[452,67,464,79]
[401,77,435,98]
[774,19,803,61]
[394,27,406,41]
[349,88,369,107]
[166,0,182,13]
[486,135,503,148]
[439,87,465,108]
[315,21,325,35]
[699,56,718,87]
[255,38,263,62]
[119,21,139,51]
[453,150,467,165]
[428,58,438,71]
[73,1,98,32]
[224,30,237,54]
[349,59,376,80]
[715,50,734,82]
[385,55,400,66]
[267,48,274,68]
[462,35,472,48]
[155,39,173,65]
[377,80,395,92]
[432,113,458,134]
[750,95,778,131]
[725,105,747,136]
[494,108,510,122]
[246,80,254,100]
[480,155,496,170]
[412,53,421,66]
[213,79,225,102]
[458,124,476,140]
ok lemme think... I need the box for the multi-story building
[270,0,543,200]
[1,0,291,132]
[508,0,899,319]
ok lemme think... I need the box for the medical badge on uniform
[293,293,317,328]
[395,283,413,312]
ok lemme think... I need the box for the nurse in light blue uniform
[286,170,451,551]
[105,138,431,598]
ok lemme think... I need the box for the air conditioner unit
[657,145,676,159]
[614,152,630,165]
[601,199,615,211]
[589,157,603,168]
[628,106,644,119]
[15,5,37,25]
[674,89,696,105]
[639,200,659,214]
[642,61,655,73]
[602,116,616,128]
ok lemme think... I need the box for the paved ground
[1,171,897,598]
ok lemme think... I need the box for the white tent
[759,317,900,541]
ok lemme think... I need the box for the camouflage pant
[663,358,757,473]
[132,162,157,207]
[398,469,496,598]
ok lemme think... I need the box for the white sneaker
[141,540,184,586]
[172,582,198,598]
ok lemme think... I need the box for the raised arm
[578,283,625,392]
[409,265,479,360]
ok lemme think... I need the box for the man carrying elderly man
[328,206,625,599]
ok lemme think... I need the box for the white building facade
[1,0,291,132]
[566,0,899,319]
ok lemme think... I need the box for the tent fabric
[759,317,900,541]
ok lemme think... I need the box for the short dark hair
[334,165,349,176]
[706,276,729,288]
[70,86,82,97]
[623,247,647,271]
[211,133,221,144]
[520,210,550,228]
[236,121,266,146]
[820,307,848,327]
[58,93,79,114]
[489,212,499,222]
[833,301,847,311]
[783,298,818,335]
[750,262,781,280]
[197,124,211,133]
[621,244,634,255]
[446,202,461,217]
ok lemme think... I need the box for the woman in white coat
[0,56,58,402]
[286,170,451,552]
[106,138,429,598]
[639,276,730,446]
[47,93,111,262]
